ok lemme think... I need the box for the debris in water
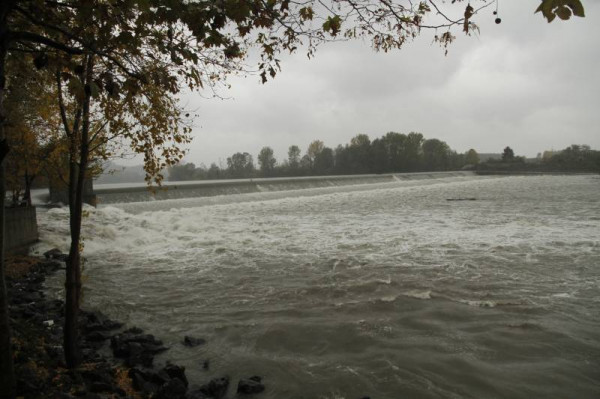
[446,198,477,201]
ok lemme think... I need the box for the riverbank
[6,254,266,399]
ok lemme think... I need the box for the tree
[306,140,325,169]
[465,149,480,165]
[207,163,222,180]
[370,137,389,173]
[314,147,334,174]
[4,55,59,206]
[405,132,425,171]
[287,145,301,171]
[258,146,277,176]
[227,152,254,178]
[383,132,408,172]
[422,138,451,170]
[348,134,372,173]
[168,163,200,181]
[502,146,515,162]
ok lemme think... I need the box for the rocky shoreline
[7,252,265,399]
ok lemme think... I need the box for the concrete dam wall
[94,171,475,205]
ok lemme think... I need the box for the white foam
[402,290,432,300]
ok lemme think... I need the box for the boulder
[81,311,123,333]
[44,248,67,260]
[183,336,206,347]
[124,326,144,334]
[237,376,265,395]
[163,363,188,387]
[156,378,188,399]
[129,368,160,394]
[197,377,229,399]
[111,330,168,365]
[85,331,112,342]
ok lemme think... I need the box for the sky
[174,0,600,167]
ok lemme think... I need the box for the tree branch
[10,31,84,54]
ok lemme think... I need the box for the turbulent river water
[36,175,600,399]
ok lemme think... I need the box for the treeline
[476,145,600,173]
[168,132,482,180]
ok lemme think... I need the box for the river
[36,174,600,398]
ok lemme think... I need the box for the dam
[93,171,475,204]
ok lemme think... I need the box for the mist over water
[36,175,600,398]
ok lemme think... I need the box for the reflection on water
[36,175,600,399]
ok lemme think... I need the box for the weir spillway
[93,171,475,204]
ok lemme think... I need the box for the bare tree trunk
[64,54,93,369]
[0,9,16,397]
[24,170,32,207]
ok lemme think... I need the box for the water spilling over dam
[36,174,600,398]
[93,171,474,204]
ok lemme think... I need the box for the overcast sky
[176,0,599,167]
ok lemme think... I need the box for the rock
[129,369,160,394]
[89,382,114,393]
[16,364,46,394]
[185,393,205,399]
[128,367,176,391]
[111,330,167,366]
[124,326,144,334]
[124,342,154,367]
[183,336,206,347]
[163,363,188,387]
[43,260,63,271]
[80,362,115,388]
[156,378,188,399]
[237,376,265,395]
[85,330,112,342]
[44,248,65,260]
[45,344,64,360]
[198,377,229,399]
[186,387,210,399]
[81,311,123,332]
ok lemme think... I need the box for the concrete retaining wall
[6,206,39,255]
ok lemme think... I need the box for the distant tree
[383,132,408,172]
[207,163,222,179]
[314,147,335,174]
[258,146,277,176]
[448,151,466,170]
[348,134,372,173]
[405,132,425,171]
[287,145,301,171]
[300,154,312,172]
[168,163,200,181]
[370,137,389,173]
[542,150,555,161]
[422,138,451,170]
[502,146,515,162]
[465,149,480,165]
[307,140,325,169]
[545,144,600,172]
[227,152,255,178]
